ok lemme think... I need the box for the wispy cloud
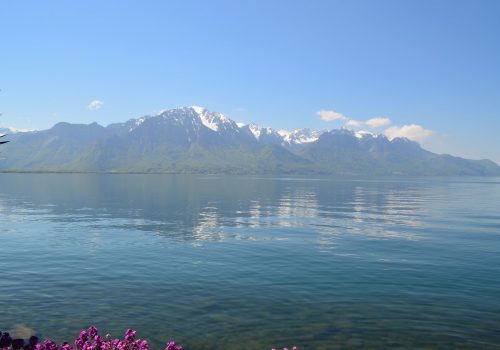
[366,117,391,128]
[316,109,347,122]
[384,124,432,142]
[87,99,104,110]
[7,126,38,133]
[345,119,362,127]
[317,109,392,129]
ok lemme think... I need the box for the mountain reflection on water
[0,174,426,245]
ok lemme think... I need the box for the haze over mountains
[1,106,499,176]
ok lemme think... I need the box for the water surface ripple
[1,174,499,349]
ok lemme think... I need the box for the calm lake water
[1,174,500,349]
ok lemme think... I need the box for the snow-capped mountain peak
[278,128,320,144]
[190,106,235,132]
[190,105,206,115]
[115,106,402,148]
[4,105,497,176]
[245,123,283,142]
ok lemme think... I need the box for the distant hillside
[1,106,499,176]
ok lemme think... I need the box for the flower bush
[0,328,182,350]
[0,327,296,350]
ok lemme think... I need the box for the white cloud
[4,126,38,133]
[87,99,104,110]
[345,119,362,127]
[316,110,391,129]
[316,109,347,122]
[366,117,391,128]
[316,110,430,143]
[384,124,432,142]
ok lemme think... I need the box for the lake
[1,174,499,349]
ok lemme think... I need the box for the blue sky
[1,0,499,162]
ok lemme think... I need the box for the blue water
[1,174,499,349]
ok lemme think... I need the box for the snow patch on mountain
[127,116,148,131]
[248,123,263,139]
[355,130,375,139]
[246,123,282,141]
[278,128,320,144]
[191,105,234,132]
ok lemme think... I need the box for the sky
[1,0,500,162]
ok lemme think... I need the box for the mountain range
[1,106,499,176]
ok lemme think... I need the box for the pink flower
[87,327,98,339]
